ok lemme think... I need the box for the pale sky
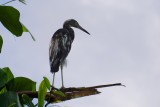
[0,0,160,107]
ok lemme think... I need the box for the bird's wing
[49,30,69,72]
[49,34,61,66]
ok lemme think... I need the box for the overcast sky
[1,0,160,107]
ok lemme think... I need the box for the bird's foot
[50,85,59,91]
[51,85,55,90]
[60,86,65,89]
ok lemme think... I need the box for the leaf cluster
[0,1,70,107]
[0,1,54,107]
[0,67,62,107]
[0,5,35,53]
[0,67,36,107]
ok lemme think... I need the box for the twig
[1,0,16,5]
[86,83,125,89]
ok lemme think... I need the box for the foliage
[0,91,22,107]
[0,6,23,36]
[22,94,35,107]
[6,77,36,92]
[0,1,44,106]
[0,67,55,106]
[0,4,35,54]
[0,68,36,106]
[22,24,35,41]
[0,1,64,106]
[43,76,51,90]
[38,78,48,107]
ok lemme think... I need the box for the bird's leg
[51,72,55,89]
[48,72,56,106]
[60,64,65,89]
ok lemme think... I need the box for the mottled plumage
[49,19,90,88]
[49,29,70,73]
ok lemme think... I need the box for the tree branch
[17,83,124,104]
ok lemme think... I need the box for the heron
[49,19,90,88]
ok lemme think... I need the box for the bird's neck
[63,26,75,42]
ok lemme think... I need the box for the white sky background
[0,0,160,107]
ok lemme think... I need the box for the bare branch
[17,83,124,105]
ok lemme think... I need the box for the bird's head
[63,19,90,35]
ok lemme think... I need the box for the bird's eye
[75,22,79,27]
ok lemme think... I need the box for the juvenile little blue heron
[49,19,90,88]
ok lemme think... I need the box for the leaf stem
[1,0,16,5]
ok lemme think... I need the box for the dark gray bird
[49,19,90,88]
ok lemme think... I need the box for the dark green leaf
[6,77,36,92]
[22,24,35,41]
[2,67,14,83]
[0,91,22,107]
[52,90,65,97]
[38,80,47,107]
[43,76,51,90]
[0,35,3,53]
[0,69,7,88]
[22,94,35,107]
[0,6,23,36]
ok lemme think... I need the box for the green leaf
[0,35,3,53]
[0,68,7,88]
[0,87,7,94]
[6,77,36,92]
[0,6,23,36]
[22,24,36,41]
[52,90,65,97]
[22,94,35,107]
[22,24,28,32]
[43,76,51,90]
[2,67,14,83]
[38,80,47,107]
[0,91,22,107]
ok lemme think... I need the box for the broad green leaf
[0,6,23,36]
[43,76,51,90]
[22,94,35,107]
[0,91,22,107]
[0,35,3,53]
[38,80,47,107]
[52,90,65,97]
[0,68,7,88]
[6,77,36,92]
[2,67,14,83]
[22,24,35,41]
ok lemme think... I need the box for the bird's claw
[60,86,65,89]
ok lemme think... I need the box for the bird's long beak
[78,25,90,35]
